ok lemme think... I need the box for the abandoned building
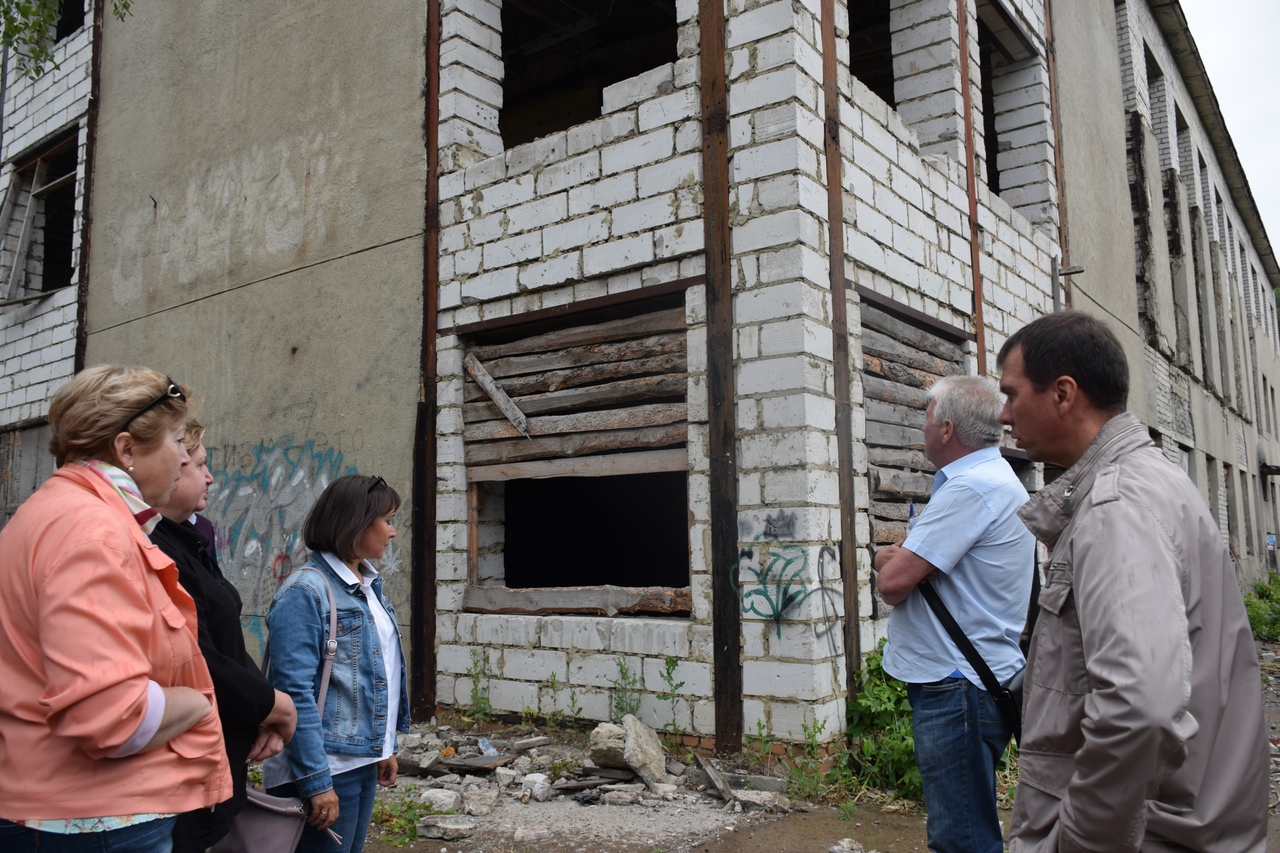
[0,0,1276,750]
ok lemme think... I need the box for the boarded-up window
[0,423,55,529]
[860,300,967,613]
[461,303,692,616]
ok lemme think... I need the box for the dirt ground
[362,641,1280,853]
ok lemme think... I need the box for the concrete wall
[1054,0,1280,581]
[85,0,428,642]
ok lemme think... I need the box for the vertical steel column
[411,0,442,719]
[820,0,861,693]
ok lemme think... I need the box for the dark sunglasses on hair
[121,376,185,431]
[367,475,388,494]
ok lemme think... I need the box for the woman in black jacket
[150,421,297,852]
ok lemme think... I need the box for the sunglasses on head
[367,475,388,494]
[121,376,185,432]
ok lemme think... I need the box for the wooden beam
[854,285,974,344]
[476,333,685,380]
[468,448,688,482]
[463,373,687,423]
[463,584,693,616]
[464,422,687,466]
[464,353,531,437]
[464,402,686,442]
[462,352,687,402]
[467,483,479,586]
[443,276,702,338]
[468,306,686,360]
[700,0,741,754]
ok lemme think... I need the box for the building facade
[0,0,1274,748]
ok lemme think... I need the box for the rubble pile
[390,714,792,843]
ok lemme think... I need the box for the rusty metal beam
[411,0,442,720]
[820,0,861,697]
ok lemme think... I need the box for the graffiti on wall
[204,434,402,650]
[734,510,843,650]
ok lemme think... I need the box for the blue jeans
[271,763,378,853]
[0,816,176,852]
[908,677,1012,853]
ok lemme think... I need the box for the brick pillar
[439,0,504,172]
[724,0,848,742]
[890,0,964,164]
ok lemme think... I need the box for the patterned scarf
[81,459,161,534]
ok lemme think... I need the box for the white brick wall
[0,7,94,426]
[432,0,1063,742]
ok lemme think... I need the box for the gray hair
[928,375,1003,448]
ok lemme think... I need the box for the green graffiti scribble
[736,536,811,639]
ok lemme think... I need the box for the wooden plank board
[862,327,964,375]
[441,754,517,771]
[862,375,929,408]
[870,518,909,545]
[464,423,688,466]
[861,304,967,362]
[462,584,693,615]
[863,355,943,389]
[867,447,934,471]
[478,333,685,379]
[468,307,686,360]
[870,466,934,499]
[464,354,530,437]
[869,500,919,522]
[464,373,687,424]
[865,420,923,449]
[468,448,688,482]
[465,402,685,442]
[463,352,688,402]
[865,398,925,429]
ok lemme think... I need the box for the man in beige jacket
[997,310,1267,852]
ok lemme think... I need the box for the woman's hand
[377,756,398,787]
[307,789,339,830]
[142,686,212,751]
[245,728,285,761]
[261,689,298,744]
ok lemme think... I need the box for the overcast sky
[1177,0,1279,273]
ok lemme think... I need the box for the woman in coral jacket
[0,366,232,853]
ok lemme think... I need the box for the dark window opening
[502,472,689,589]
[848,0,895,108]
[978,21,1000,194]
[55,0,85,42]
[4,131,78,298]
[39,142,77,292]
[500,0,678,149]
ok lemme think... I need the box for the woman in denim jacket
[264,475,411,853]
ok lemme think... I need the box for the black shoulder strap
[917,579,1005,696]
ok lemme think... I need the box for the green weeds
[845,640,922,801]
[1245,573,1280,640]
[371,794,432,847]
[466,649,493,720]
[609,657,642,722]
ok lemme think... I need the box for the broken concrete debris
[396,717,793,843]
